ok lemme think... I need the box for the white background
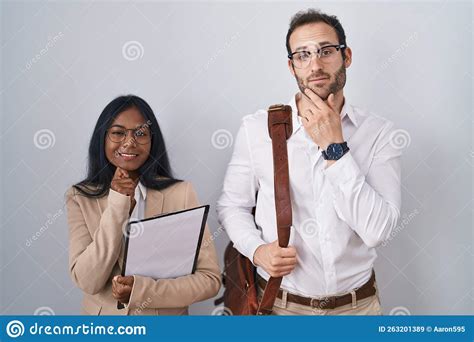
[0,0,472,315]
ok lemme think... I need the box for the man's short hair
[286,9,347,59]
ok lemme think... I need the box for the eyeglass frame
[106,124,153,145]
[288,44,346,68]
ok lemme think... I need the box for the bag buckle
[268,104,286,112]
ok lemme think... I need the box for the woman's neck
[128,171,140,182]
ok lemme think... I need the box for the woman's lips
[115,151,139,161]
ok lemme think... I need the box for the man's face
[288,22,352,100]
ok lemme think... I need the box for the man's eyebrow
[294,46,309,52]
[317,41,334,47]
[294,41,336,52]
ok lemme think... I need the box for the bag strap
[256,104,293,315]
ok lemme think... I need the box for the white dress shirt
[122,182,145,309]
[129,182,146,222]
[217,95,402,297]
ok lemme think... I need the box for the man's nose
[309,53,324,72]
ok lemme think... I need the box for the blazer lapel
[144,189,165,219]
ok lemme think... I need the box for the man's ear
[344,47,352,68]
[288,59,296,76]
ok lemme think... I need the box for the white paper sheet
[123,205,208,279]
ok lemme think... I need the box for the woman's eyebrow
[109,123,147,129]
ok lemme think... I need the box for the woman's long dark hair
[74,95,181,197]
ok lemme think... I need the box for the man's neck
[333,91,345,116]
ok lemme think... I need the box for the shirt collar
[136,181,147,200]
[288,93,359,135]
[342,100,359,128]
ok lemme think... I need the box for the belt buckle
[311,296,336,310]
[309,298,321,314]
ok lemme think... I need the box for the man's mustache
[307,72,330,80]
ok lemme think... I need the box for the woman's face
[105,107,151,175]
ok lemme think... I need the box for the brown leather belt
[257,270,377,310]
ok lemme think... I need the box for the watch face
[327,143,344,159]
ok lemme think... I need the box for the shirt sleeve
[216,118,266,263]
[322,121,402,248]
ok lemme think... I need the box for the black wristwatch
[321,142,350,160]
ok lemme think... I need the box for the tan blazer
[65,180,221,315]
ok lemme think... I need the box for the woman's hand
[111,167,138,215]
[112,275,134,304]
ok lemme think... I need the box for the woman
[65,95,221,315]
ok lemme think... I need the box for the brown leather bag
[215,104,293,315]
[218,242,258,315]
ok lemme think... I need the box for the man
[217,9,401,315]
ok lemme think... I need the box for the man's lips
[309,77,328,82]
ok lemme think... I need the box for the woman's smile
[115,150,140,161]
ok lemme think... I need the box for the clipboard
[117,205,210,309]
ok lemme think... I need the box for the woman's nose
[122,131,137,147]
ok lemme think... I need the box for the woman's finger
[112,185,136,196]
[113,179,137,187]
[113,167,123,179]
[120,276,134,286]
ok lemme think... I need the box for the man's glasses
[288,44,346,69]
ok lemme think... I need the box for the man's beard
[295,63,346,100]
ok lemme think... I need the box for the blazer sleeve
[127,182,221,310]
[66,187,131,295]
